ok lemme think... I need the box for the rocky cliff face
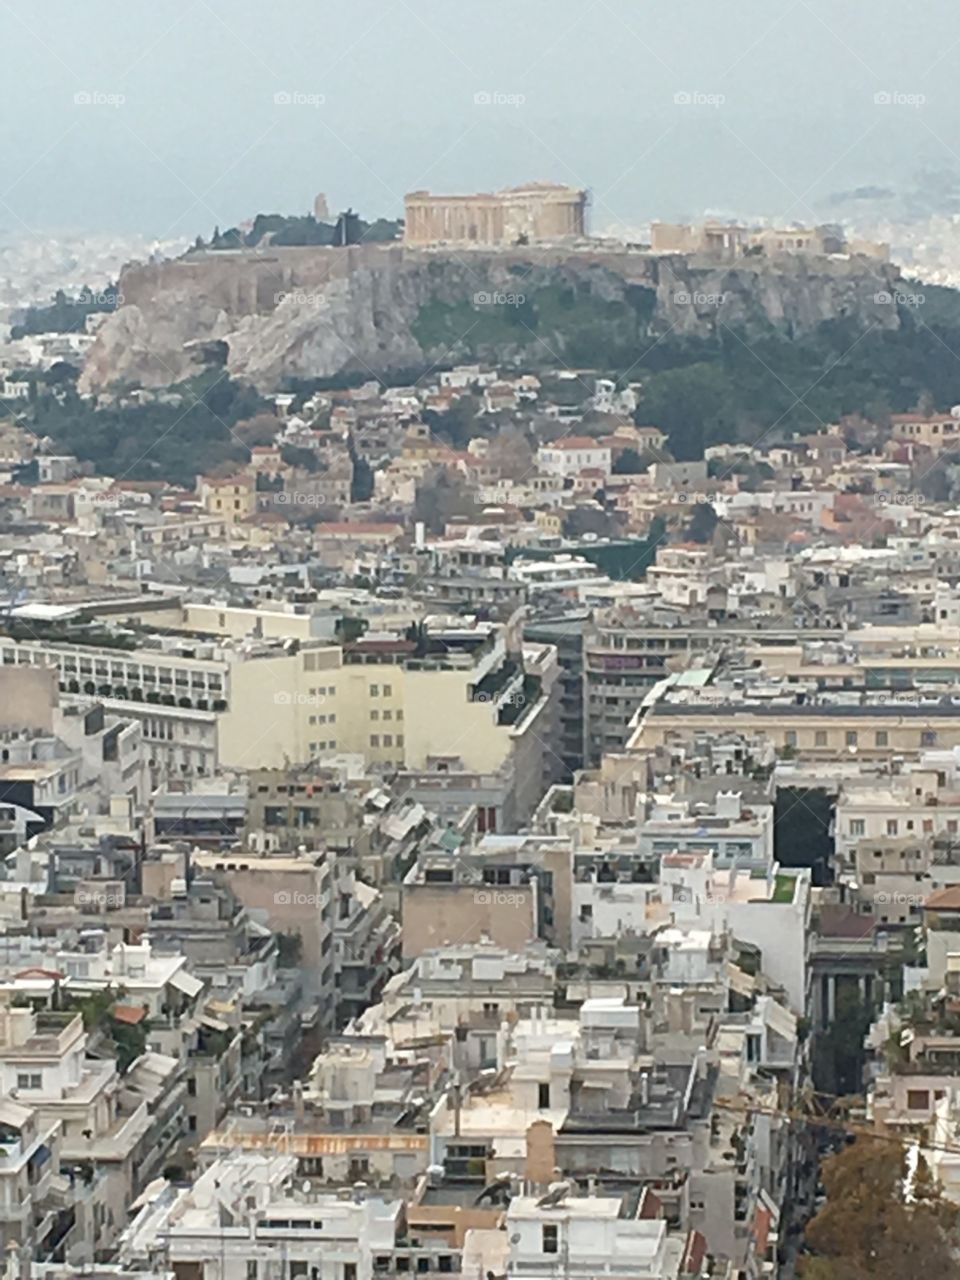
[80,244,905,392]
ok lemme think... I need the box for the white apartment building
[658,853,810,1014]
[0,636,224,783]
[639,790,774,873]
[505,1194,687,1279]
[121,1153,402,1280]
[536,437,612,479]
[0,1006,133,1252]
[0,1098,75,1266]
[56,938,204,1042]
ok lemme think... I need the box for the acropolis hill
[81,239,905,392]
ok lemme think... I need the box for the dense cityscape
[8,4,960,1279]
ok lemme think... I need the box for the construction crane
[714,1089,960,1158]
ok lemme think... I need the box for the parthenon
[403,182,587,247]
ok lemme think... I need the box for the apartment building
[0,1099,78,1267]
[402,831,574,959]
[1,611,559,807]
[835,754,960,860]
[638,787,774,875]
[375,942,558,1068]
[191,849,335,1018]
[332,875,401,1028]
[630,677,960,763]
[537,437,612,479]
[890,411,960,451]
[584,614,833,764]
[0,632,224,783]
[524,608,588,778]
[657,853,810,1014]
[0,1004,183,1251]
[121,1153,406,1280]
[505,1193,689,1279]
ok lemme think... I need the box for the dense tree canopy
[31,372,266,486]
[804,1138,960,1279]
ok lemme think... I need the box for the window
[815,730,827,746]
[538,1083,550,1108]
[886,819,899,836]
[370,684,379,696]
[370,735,379,747]
[907,1089,930,1111]
[542,1225,559,1254]
[846,731,858,747]
[383,684,392,696]
[785,730,797,748]
[246,1263,258,1280]
[16,1073,41,1090]
[922,731,937,747]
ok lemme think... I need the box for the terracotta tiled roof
[924,886,960,911]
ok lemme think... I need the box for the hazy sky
[2,0,960,237]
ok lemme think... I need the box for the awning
[199,1014,231,1033]
[170,970,204,998]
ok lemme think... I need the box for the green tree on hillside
[637,363,738,460]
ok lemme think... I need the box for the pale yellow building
[629,699,960,762]
[7,601,559,817]
[198,474,257,525]
[890,413,960,452]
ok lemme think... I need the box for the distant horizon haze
[2,0,960,238]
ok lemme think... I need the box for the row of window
[849,817,954,837]
[1,647,224,693]
[245,1254,359,1278]
[786,729,938,748]
[595,636,689,651]
[369,735,404,748]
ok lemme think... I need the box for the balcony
[473,658,519,704]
